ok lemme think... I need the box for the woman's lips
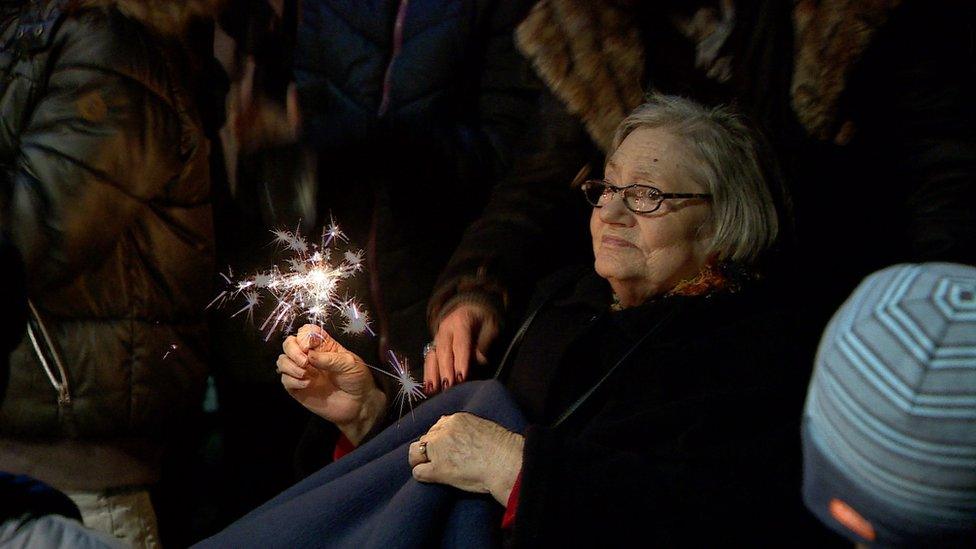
[601,235,638,249]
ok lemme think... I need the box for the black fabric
[0,0,212,444]
[0,473,81,524]
[0,235,26,399]
[502,268,837,546]
[0,2,21,19]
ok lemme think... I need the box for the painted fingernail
[442,378,451,389]
[456,372,464,383]
[424,381,433,395]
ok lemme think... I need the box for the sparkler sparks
[209,224,372,340]
[211,220,426,416]
[339,298,373,335]
[367,351,426,419]
[162,344,178,360]
[232,290,261,322]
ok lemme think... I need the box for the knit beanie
[802,263,976,546]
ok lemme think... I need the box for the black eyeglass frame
[581,179,712,214]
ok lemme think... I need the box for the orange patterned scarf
[666,262,735,297]
[610,262,740,311]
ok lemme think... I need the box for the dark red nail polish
[456,372,464,383]
[442,378,451,389]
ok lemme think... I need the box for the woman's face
[590,127,713,305]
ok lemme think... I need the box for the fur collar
[516,0,902,148]
[68,0,223,36]
[515,0,644,152]
[792,0,902,141]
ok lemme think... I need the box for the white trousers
[67,489,160,548]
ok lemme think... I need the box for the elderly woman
[200,95,817,547]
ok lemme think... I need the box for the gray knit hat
[802,263,976,546]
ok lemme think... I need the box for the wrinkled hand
[277,324,386,444]
[408,413,523,506]
[425,303,500,394]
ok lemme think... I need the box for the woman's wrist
[338,387,387,446]
[488,431,525,506]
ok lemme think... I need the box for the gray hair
[610,94,779,265]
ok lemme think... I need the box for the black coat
[501,267,831,545]
[271,0,539,367]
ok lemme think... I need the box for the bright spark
[368,350,426,419]
[162,343,179,360]
[340,299,374,336]
[209,223,372,340]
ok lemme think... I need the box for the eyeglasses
[581,179,712,214]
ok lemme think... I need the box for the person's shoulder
[34,1,205,120]
[63,0,218,36]
[701,280,807,382]
[674,278,799,361]
[54,1,210,79]
[45,5,164,80]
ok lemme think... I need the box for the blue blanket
[196,380,527,548]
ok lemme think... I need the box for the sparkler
[210,220,426,415]
[209,223,371,340]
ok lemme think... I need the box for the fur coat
[514,0,902,149]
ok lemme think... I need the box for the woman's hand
[425,303,500,394]
[278,324,387,445]
[408,413,524,506]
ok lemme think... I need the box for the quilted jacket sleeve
[1,13,188,291]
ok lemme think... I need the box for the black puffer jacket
[0,0,215,489]
[282,0,537,367]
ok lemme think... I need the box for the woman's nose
[599,192,634,225]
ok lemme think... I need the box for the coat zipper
[377,0,409,116]
[27,300,72,407]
